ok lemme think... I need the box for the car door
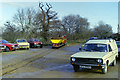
[107,44,115,65]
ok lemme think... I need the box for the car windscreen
[1,40,9,44]
[82,44,107,52]
[17,40,27,42]
[32,39,40,42]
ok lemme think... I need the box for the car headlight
[34,43,37,44]
[40,42,42,44]
[72,58,76,62]
[12,45,15,47]
[97,59,102,63]
[4,46,6,48]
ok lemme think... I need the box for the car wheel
[40,44,43,48]
[102,64,107,74]
[73,65,79,72]
[112,58,116,66]
[27,48,29,50]
[13,49,16,51]
[30,44,32,48]
[5,47,10,52]
[30,44,33,48]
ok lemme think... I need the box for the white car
[71,39,118,74]
[0,42,6,52]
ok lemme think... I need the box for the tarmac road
[1,44,120,78]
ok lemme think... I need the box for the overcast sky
[0,1,118,33]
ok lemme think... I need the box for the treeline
[2,2,113,43]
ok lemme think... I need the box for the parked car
[71,39,118,74]
[0,40,19,52]
[50,37,67,48]
[15,39,29,49]
[28,38,43,48]
[0,42,6,52]
[87,37,98,42]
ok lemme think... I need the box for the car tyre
[27,48,29,50]
[40,44,43,48]
[102,64,107,74]
[5,47,10,52]
[30,44,32,48]
[73,65,79,72]
[30,44,33,48]
[13,49,16,51]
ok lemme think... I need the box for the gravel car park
[1,43,119,78]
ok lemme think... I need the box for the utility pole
[118,24,120,33]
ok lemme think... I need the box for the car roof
[0,40,7,41]
[29,38,39,39]
[86,39,115,44]
[16,39,26,40]
[90,37,97,38]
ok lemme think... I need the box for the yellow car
[15,39,30,49]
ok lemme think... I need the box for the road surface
[1,44,120,78]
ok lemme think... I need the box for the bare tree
[93,22,113,39]
[13,8,36,39]
[3,21,18,42]
[13,9,25,34]
[38,2,58,42]
[62,14,90,40]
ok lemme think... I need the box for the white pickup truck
[70,39,118,74]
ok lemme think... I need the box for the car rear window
[1,40,9,43]
[17,40,27,42]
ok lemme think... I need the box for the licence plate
[15,47,19,49]
[80,66,91,69]
[36,44,40,46]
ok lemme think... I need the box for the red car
[0,40,19,52]
[28,38,43,48]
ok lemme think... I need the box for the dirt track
[1,44,120,78]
